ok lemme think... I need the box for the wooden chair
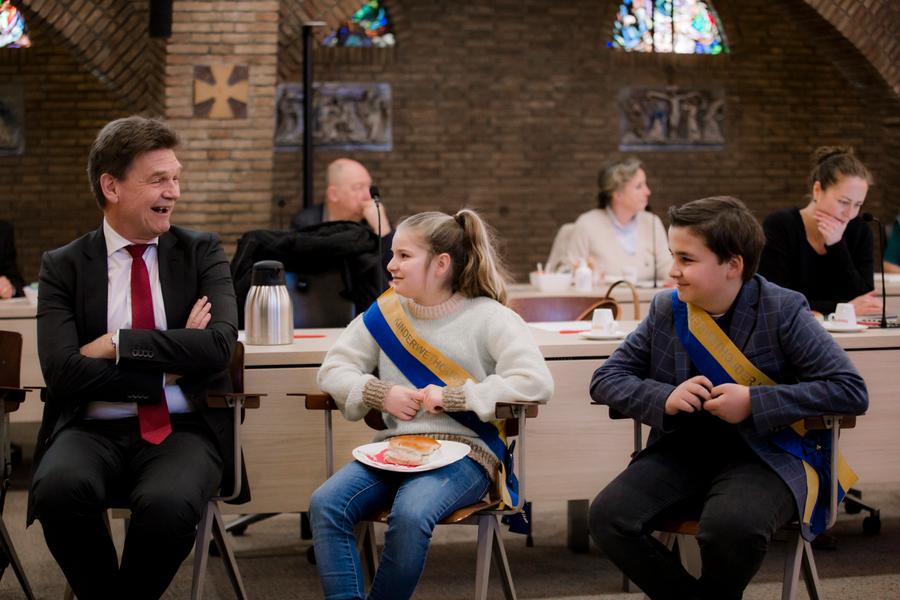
[604,405,853,600]
[0,330,36,600]
[508,279,641,322]
[63,341,262,600]
[508,295,617,322]
[304,393,538,600]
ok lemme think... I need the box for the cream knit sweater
[317,293,554,481]
[567,208,673,282]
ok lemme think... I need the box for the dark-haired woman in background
[759,146,881,316]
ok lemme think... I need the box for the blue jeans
[309,456,491,600]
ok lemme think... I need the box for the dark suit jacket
[0,220,25,297]
[28,224,245,523]
[591,275,868,540]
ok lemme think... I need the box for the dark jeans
[589,429,795,600]
[31,414,222,600]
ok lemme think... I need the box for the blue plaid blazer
[591,275,868,540]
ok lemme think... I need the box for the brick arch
[803,0,899,98]
[19,0,163,113]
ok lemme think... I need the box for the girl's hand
[384,385,423,421]
[814,209,848,247]
[850,291,883,316]
[421,384,444,413]
[186,296,211,329]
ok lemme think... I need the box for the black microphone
[862,212,888,328]
[646,203,658,289]
[370,185,385,293]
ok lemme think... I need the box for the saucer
[822,322,867,333]
[579,330,626,340]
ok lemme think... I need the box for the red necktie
[127,244,172,444]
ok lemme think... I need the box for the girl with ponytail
[309,209,554,600]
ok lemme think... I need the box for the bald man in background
[291,158,392,236]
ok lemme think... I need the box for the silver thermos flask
[244,260,293,345]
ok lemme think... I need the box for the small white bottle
[575,259,593,292]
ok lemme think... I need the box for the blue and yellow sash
[672,291,857,535]
[362,288,523,516]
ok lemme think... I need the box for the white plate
[353,440,470,473]
[579,330,627,340]
[821,322,868,333]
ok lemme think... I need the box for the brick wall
[274,0,900,279]
[160,1,280,244]
[803,0,900,97]
[0,19,128,284]
[3,0,898,283]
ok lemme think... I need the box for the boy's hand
[384,385,423,421]
[705,383,751,424]
[421,384,444,413]
[665,375,712,415]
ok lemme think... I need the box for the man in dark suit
[0,220,25,298]
[589,197,868,600]
[29,116,241,600]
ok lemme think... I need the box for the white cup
[622,265,638,285]
[591,308,615,334]
[23,284,38,305]
[827,303,857,326]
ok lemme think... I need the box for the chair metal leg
[0,517,35,600]
[191,501,216,600]
[489,515,517,600]
[210,502,247,600]
[782,532,804,600]
[474,515,495,600]
[224,512,277,534]
[801,538,821,600]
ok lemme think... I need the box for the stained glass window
[610,0,726,54]
[323,0,395,48]
[0,1,31,49]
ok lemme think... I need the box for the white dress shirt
[85,219,192,419]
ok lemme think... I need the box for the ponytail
[397,209,509,304]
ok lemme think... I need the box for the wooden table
[234,324,900,516]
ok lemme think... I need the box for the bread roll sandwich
[384,435,441,466]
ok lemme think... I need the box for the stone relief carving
[0,85,24,155]
[275,82,392,151]
[619,87,724,150]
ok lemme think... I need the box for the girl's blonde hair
[397,209,509,304]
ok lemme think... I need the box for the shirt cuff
[362,379,392,412]
[112,329,120,364]
[441,386,467,412]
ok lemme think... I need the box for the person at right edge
[589,196,868,600]
[758,146,881,316]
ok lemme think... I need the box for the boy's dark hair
[667,196,765,282]
[87,116,179,209]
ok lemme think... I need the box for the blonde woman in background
[567,158,672,285]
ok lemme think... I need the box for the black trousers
[31,413,223,600]
[589,426,795,600]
